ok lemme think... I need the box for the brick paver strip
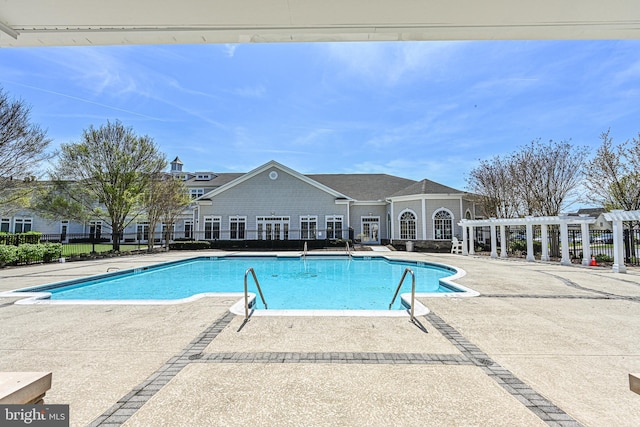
[425,312,583,427]
[89,310,583,427]
[87,311,235,427]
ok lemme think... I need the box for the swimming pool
[9,255,475,314]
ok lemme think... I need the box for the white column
[540,224,550,261]
[499,225,508,258]
[560,220,571,266]
[525,219,535,262]
[468,226,475,255]
[461,224,468,256]
[490,224,498,259]
[611,218,627,273]
[580,220,591,266]
[421,198,427,240]
[388,202,393,242]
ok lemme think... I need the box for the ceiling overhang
[1,0,640,47]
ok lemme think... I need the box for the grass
[61,243,145,257]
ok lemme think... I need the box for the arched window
[433,209,453,240]
[399,211,416,240]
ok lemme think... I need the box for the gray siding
[199,168,348,239]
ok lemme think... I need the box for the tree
[467,139,587,217]
[40,120,166,250]
[0,87,51,211]
[466,155,520,218]
[583,129,640,211]
[142,173,191,252]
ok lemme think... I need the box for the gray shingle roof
[389,178,464,197]
[307,174,417,201]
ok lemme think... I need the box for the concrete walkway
[1,251,639,426]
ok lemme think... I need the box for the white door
[361,217,380,244]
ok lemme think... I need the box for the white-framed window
[13,218,33,233]
[433,208,454,240]
[60,220,69,241]
[1,218,10,233]
[161,223,174,241]
[325,215,343,239]
[300,216,317,239]
[204,216,221,240]
[89,220,102,240]
[229,216,246,240]
[257,216,290,240]
[190,188,205,199]
[184,219,193,239]
[195,174,211,181]
[136,222,149,241]
[399,210,417,240]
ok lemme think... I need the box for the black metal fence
[0,229,356,266]
[473,224,639,266]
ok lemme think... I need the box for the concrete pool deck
[1,250,639,426]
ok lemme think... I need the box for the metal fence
[0,229,356,266]
[472,224,639,266]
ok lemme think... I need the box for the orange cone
[590,255,597,266]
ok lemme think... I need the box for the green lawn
[61,243,145,256]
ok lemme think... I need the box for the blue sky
[1,40,639,192]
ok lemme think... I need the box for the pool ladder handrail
[303,241,308,259]
[388,267,416,322]
[346,241,352,258]
[244,267,268,322]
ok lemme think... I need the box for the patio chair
[451,237,463,254]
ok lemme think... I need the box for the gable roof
[576,207,607,216]
[200,160,352,200]
[308,174,417,201]
[389,178,464,197]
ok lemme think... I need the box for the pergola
[460,211,640,273]
[1,0,640,47]
[459,215,596,266]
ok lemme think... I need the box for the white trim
[421,198,427,240]
[387,194,466,203]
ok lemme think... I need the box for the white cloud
[224,44,238,58]
[232,85,266,98]
[324,41,465,85]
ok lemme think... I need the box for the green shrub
[16,231,42,244]
[0,245,18,265]
[595,254,613,263]
[169,241,212,250]
[42,243,63,262]
[17,243,45,263]
[509,240,542,255]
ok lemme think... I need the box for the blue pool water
[27,256,461,310]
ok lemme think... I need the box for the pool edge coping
[0,253,478,316]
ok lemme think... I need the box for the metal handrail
[244,267,268,322]
[346,241,351,257]
[388,268,416,322]
[303,241,308,259]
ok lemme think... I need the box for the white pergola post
[468,226,475,255]
[540,224,550,261]
[490,223,498,259]
[580,216,592,266]
[603,210,640,273]
[499,224,508,258]
[611,217,627,273]
[462,224,469,256]
[559,219,571,266]
[525,218,535,262]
